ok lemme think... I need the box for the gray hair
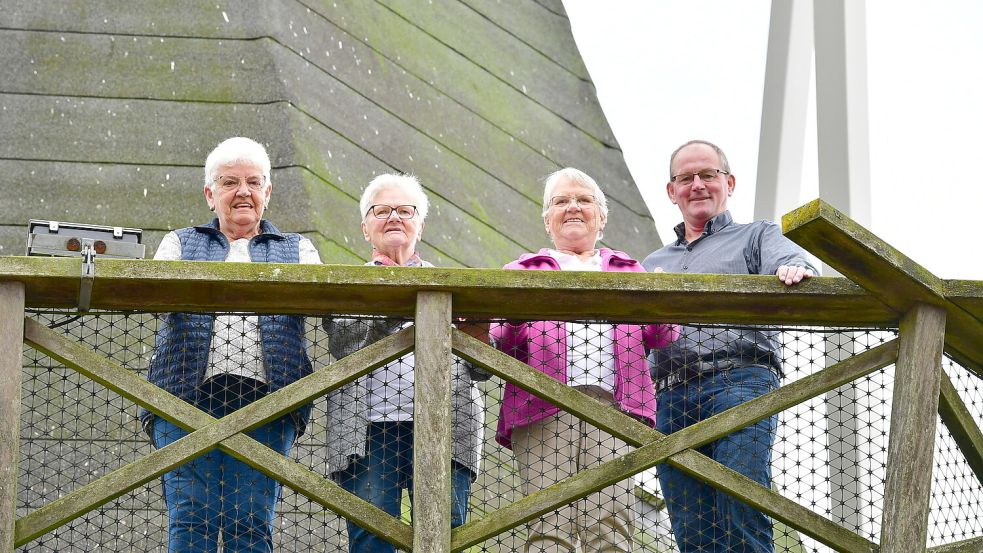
[359,173,429,222]
[668,139,731,178]
[541,167,609,219]
[203,137,272,190]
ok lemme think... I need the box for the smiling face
[667,142,735,232]
[544,177,606,254]
[361,186,424,260]
[204,161,271,240]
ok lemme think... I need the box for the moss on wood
[783,199,983,376]
[0,256,898,326]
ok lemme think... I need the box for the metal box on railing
[26,219,145,260]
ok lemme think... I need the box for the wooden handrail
[0,256,895,325]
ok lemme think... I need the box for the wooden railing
[1,200,981,553]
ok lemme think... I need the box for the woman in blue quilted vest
[143,136,321,553]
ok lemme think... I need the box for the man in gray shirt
[643,140,818,553]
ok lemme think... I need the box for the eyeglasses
[670,169,728,185]
[214,175,266,191]
[367,204,418,220]
[549,194,597,209]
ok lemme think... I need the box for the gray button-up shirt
[642,210,819,379]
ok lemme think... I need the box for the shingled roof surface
[0,0,660,266]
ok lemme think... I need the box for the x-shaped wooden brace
[451,330,899,553]
[16,316,903,553]
[16,318,417,550]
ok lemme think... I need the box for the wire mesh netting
[16,310,983,552]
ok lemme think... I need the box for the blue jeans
[337,421,473,553]
[151,377,297,553]
[656,366,779,553]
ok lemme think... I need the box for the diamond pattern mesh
[15,311,983,552]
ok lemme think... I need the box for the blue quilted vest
[142,219,314,435]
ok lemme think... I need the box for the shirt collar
[673,210,733,245]
[371,249,426,267]
[546,248,602,270]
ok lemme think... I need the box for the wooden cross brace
[16,319,417,550]
[452,330,899,553]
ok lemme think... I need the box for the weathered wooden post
[879,303,946,552]
[413,291,453,552]
[0,282,26,552]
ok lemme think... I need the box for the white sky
[565,0,983,281]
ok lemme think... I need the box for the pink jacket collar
[508,247,640,271]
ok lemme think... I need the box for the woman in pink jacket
[491,168,678,553]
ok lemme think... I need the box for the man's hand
[776,265,814,286]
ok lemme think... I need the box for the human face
[204,161,271,240]
[361,187,424,259]
[667,143,735,229]
[544,178,606,253]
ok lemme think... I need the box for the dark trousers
[656,366,779,553]
[337,421,473,553]
[152,376,297,553]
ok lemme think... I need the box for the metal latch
[78,239,96,312]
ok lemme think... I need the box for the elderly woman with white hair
[491,168,679,553]
[142,136,321,552]
[324,173,487,553]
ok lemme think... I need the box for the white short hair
[203,137,272,189]
[359,173,429,221]
[541,167,609,218]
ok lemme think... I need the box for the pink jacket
[491,248,679,449]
